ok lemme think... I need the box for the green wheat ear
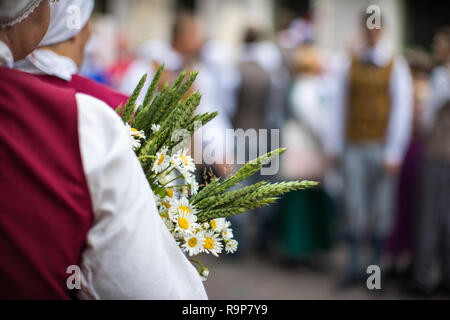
[119,66,318,220]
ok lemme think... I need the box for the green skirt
[279,189,335,259]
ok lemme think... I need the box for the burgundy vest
[35,73,128,110]
[0,67,93,299]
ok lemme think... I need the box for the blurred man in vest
[0,0,206,299]
[327,11,413,285]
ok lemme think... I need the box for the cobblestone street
[202,245,440,300]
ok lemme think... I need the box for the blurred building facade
[91,0,449,69]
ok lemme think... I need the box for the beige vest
[347,55,394,142]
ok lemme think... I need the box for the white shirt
[326,42,413,165]
[1,41,207,299]
[290,74,332,144]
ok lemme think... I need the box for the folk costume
[0,0,206,299]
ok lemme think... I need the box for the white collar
[353,41,394,67]
[0,40,14,68]
[14,49,78,81]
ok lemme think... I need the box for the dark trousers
[413,159,450,289]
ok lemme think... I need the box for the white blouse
[1,41,207,299]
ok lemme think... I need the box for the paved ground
[201,244,442,300]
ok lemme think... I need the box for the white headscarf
[0,0,43,28]
[39,0,94,46]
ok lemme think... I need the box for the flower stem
[167,184,189,188]
[138,155,156,160]
[162,174,183,186]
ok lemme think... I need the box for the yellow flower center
[131,128,138,133]
[179,205,190,214]
[210,220,217,230]
[178,217,189,230]
[188,237,197,248]
[180,155,189,166]
[157,153,165,166]
[166,188,173,198]
[203,237,214,250]
[162,201,171,209]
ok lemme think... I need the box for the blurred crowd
[81,8,450,297]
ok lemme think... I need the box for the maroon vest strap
[36,73,128,110]
[0,67,93,299]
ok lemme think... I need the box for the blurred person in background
[119,10,235,177]
[233,28,272,133]
[108,33,136,89]
[229,27,291,257]
[230,27,272,257]
[120,38,182,96]
[118,11,197,96]
[328,12,413,286]
[383,48,431,279]
[15,0,129,110]
[411,27,450,296]
[279,43,335,267]
[80,29,113,86]
[276,15,314,74]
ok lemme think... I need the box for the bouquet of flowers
[117,66,317,280]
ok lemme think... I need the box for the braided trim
[0,0,44,29]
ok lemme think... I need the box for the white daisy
[159,197,172,212]
[151,123,161,133]
[130,127,146,140]
[168,196,195,220]
[221,226,234,240]
[184,173,199,195]
[125,124,146,150]
[201,222,210,230]
[158,172,169,185]
[182,233,204,256]
[131,139,142,150]
[161,215,175,232]
[209,218,227,233]
[165,187,176,199]
[152,146,170,173]
[172,208,198,235]
[171,148,196,172]
[200,267,209,281]
[225,239,238,254]
[202,231,223,257]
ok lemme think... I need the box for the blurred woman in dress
[278,44,335,266]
